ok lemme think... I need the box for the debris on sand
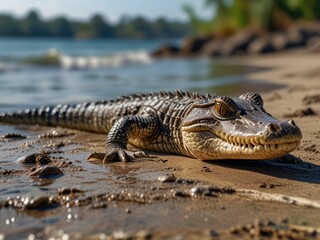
[303,94,320,105]
[58,187,85,195]
[28,165,63,178]
[19,153,53,165]
[3,196,60,211]
[1,133,27,141]
[284,107,317,117]
[38,128,74,139]
[225,220,320,240]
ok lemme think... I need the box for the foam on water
[58,49,153,69]
[20,48,153,69]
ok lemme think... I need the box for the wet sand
[1,50,320,239]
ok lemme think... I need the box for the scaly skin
[0,91,302,162]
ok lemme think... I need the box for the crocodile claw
[87,152,106,163]
[87,143,150,164]
[104,147,150,163]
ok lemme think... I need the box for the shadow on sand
[204,154,320,184]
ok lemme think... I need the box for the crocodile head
[181,92,302,160]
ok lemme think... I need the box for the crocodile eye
[212,97,239,120]
[215,102,228,117]
[214,102,234,119]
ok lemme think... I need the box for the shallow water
[0,38,266,112]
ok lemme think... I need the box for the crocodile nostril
[267,123,281,133]
[288,119,296,126]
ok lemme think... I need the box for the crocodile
[0,91,302,162]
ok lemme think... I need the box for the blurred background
[0,0,319,111]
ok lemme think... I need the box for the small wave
[22,49,60,66]
[59,50,152,69]
[22,48,153,69]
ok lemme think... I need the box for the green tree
[20,10,48,36]
[153,18,170,38]
[0,14,21,36]
[115,16,153,38]
[184,0,320,35]
[152,18,192,38]
[48,17,74,37]
[89,14,114,38]
[130,16,154,38]
[0,10,191,39]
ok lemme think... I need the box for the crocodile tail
[0,105,68,127]
[0,102,109,133]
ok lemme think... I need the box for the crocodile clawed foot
[87,142,149,164]
[103,148,150,163]
[87,143,151,164]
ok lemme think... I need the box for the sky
[0,0,212,22]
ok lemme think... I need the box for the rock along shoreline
[152,22,320,58]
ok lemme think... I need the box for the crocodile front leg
[97,115,159,163]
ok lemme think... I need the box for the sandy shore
[1,50,320,239]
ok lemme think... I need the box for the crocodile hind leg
[88,115,159,163]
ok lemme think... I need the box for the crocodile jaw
[182,130,302,160]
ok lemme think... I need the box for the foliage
[20,10,49,36]
[0,10,191,39]
[0,14,21,36]
[89,14,114,38]
[47,17,74,37]
[183,0,320,36]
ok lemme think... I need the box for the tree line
[184,0,320,36]
[0,10,191,39]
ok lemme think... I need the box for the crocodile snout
[265,120,302,143]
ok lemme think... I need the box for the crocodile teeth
[244,148,249,155]
[250,138,256,146]
[222,133,298,156]
[265,145,271,152]
[259,138,266,145]
[220,132,226,139]
[256,145,263,152]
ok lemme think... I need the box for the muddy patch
[1,124,320,239]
